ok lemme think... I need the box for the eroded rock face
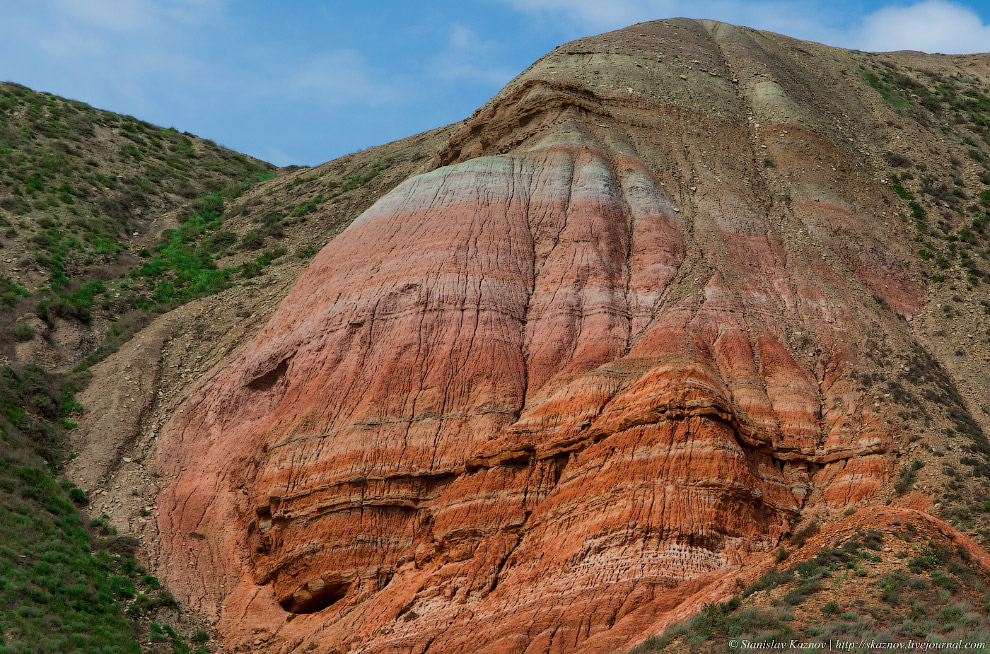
[156,18,935,654]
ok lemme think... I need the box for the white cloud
[854,0,990,53]
[265,149,298,168]
[49,0,158,33]
[495,0,990,54]
[429,24,518,87]
[496,0,678,32]
[35,28,107,58]
[281,50,408,107]
[48,0,222,33]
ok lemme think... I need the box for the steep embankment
[78,18,990,653]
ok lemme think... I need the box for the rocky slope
[69,18,990,654]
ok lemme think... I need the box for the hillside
[0,81,453,652]
[7,17,990,654]
[0,80,278,371]
[0,80,277,654]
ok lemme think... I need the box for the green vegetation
[129,193,239,306]
[0,460,142,653]
[327,159,390,196]
[0,364,139,653]
[867,339,990,528]
[859,67,913,109]
[0,81,241,653]
[630,528,990,652]
[0,275,30,308]
[11,322,33,342]
[894,459,924,495]
[632,599,790,651]
[0,81,287,376]
[0,364,208,653]
[871,63,990,290]
[890,177,914,200]
[0,80,275,302]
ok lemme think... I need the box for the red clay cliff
[152,19,958,653]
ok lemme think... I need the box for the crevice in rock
[279,576,351,614]
[247,357,290,391]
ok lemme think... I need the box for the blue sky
[2,0,989,167]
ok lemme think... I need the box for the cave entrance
[279,577,352,614]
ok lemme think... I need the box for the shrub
[156,588,178,608]
[891,178,914,199]
[205,230,237,252]
[239,229,265,250]
[791,520,820,548]
[141,575,161,589]
[743,568,795,597]
[0,275,30,307]
[11,323,33,341]
[240,261,262,278]
[885,151,913,167]
[109,575,136,598]
[894,463,921,494]
[295,245,319,259]
[67,487,87,505]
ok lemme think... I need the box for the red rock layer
[155,18,928,654]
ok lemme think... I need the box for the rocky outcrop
[151,18,976,654]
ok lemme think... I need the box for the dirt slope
[67,18,990,654]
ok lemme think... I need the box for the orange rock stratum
[151,18,986,653]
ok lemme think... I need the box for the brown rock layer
[153,18,962,654]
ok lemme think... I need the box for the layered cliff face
[152,19,989,653]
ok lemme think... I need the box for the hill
[9,17,990,654]
[0,80,277,654]
[0,81,452,652]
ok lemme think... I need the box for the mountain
[41,17,990,653]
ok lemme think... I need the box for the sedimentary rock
[154,18,959,654]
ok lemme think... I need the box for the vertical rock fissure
[517,156,538,417]
[614,156,636,357]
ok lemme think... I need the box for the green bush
[67,487,87,505]
[0,439,142,653]
[0,275,30,308]
[205,230,237,252]
[239,229,265,250]
[11,323,33,341]
[892,178,914,199]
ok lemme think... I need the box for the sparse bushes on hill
[632,527,990,652]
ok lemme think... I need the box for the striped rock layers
[156,19,925,654]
